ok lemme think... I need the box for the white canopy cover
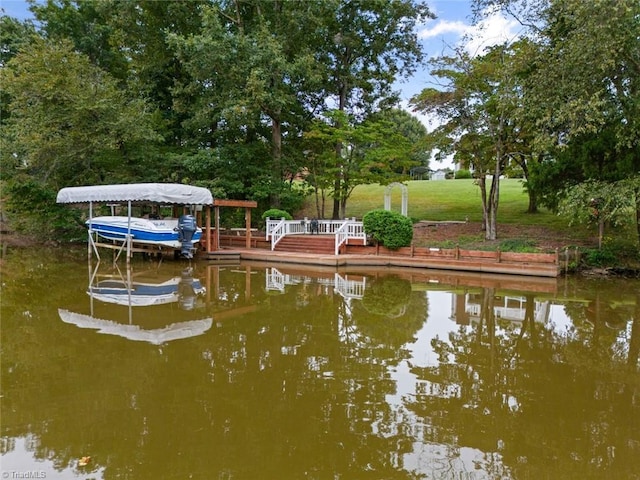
[56,183,213,205]
[58,309,213,345]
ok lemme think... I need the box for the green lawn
[337,179,567,228]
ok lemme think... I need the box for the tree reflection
[1,259,429,479]
[2,253,639,479]
[411,286,640,479]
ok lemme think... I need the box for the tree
[0,15,37,66]
[473,0,640,243]
[169,0,325,208]
[303,110,417,219]
[368,108,430,174]
[411,45,523,240]
[0,38,161,193]
[31,0,207,165]
[558,178,639,249]
[0,15,38,139]
[317,0,434,218]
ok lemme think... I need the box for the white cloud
[463,11,522,56]
[418,9,522,58]
[418,20,470,40]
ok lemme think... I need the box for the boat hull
[88,276,206,307]
[86,216,202,249]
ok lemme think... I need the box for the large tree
[411,45,523,240]
[30,0,206,153]
[303,110,418,219]
[169,0,324,208]
[318,0,434,218]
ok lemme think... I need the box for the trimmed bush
[454,169,472,179]
[362,209,413,250]
[261,208,292,221]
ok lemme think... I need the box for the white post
[127,200,132,263]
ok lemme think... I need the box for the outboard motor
[177,214,197,259]
[178,267,196,310]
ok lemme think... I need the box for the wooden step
[274,235,335,254]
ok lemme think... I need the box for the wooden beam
[213,206,220,251]
[213,199,257,208]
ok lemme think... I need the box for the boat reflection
[58,262,212,344]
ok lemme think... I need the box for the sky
[1,0,521,169]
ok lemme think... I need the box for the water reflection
[59,261,212,344]
[1,250,639,479]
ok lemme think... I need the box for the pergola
[207,199,258,252]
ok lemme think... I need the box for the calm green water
[1,248,639,480]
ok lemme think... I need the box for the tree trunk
[484,152,503,241]
[340,198,347,219]
[477,175,488,231]
[314,184,321,218]
[485,172,499,240]
[522,154,539,213]
[332,179,341,219]
[270,115,282,208]
[333,74,348,220]
[527,190,538,214]
[635,185,640,246]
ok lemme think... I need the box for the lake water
[1,248,639,479]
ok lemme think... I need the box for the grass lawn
[336,179,568,228]
[296,179,639,264]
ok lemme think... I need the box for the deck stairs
[272,235,336,254]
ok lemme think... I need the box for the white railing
[334,219,366,255]
[334,273,366,299]
[267,218,287,250]
[266,269,366,299]
[265,217,367,253]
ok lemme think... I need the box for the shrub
[498,238,538,252]
[261,208,292,221]
[3,179,85,242]
[362,209,413,250]
[454,169,472,179]
[581,247,618,267]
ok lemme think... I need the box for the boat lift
[56,183,215,263]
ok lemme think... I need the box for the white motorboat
[86,215,202,258]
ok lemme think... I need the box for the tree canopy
[1,0,638,249]
[1,0,433,238]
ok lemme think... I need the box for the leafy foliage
[454,169,472,179]
[303,110,420,219]
[362,209,413,250]
[2,179,84,241]
[261,209,293,221]
[361,276,412,319]
[0,38,161,190]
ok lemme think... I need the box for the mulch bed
[412,221,598,252]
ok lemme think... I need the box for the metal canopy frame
[57,183,215,263]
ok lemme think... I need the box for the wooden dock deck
[200,234,562,277]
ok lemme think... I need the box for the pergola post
[245,207,252,249]
[205,206,212,253]
[214,205,220,251]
